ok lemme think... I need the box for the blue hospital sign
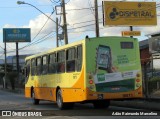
[3,28,31,42]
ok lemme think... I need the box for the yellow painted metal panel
[103,1,157,26]
[122,31,141,36]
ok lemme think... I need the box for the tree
[0,64,18,90]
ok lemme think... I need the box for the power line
[68,21,103,31]
[68,12,94,23]
[29,32,55,46]
[19,31,56,50]
[0,5,53,9]
[68,23,95,30]
[14,11,55,51]
[1,32,56,56]
[6,44,16,50]
[68,29,95,33]
[0,53,4,58]
[20,33,56,50]
[71,18,103,25]
[6,31,55,53]
[0,45,4,51]
[65,0,71,4]
[31,33,56,46]
[50,0,60,4]
[18,2,59,26]
[2,32,56,54]
[10,1,160,52]
[0,5,102,10]
[88,0,95,16]
[32,11,55,42]
[67,2,159,31]
[19,0,160,47]
[68,25,111,34]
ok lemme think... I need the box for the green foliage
[149,77,160,81]
[6,71,18,90]
[148,77,160,94]
[0,64,13,72]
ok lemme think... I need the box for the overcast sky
[0,0,159,58]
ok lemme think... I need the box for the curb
[111,100,160,111]
[0,87,24,94]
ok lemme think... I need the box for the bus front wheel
[56,89,74,110]
[93,100,110,109]
[31,90,39,105]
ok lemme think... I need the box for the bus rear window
[121,42,133,49]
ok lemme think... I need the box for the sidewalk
[111,99,160,111]
[0,85,24,94]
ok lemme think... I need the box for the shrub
[6,71,18,90]
[148,77,160,94]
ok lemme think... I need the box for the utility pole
[130,26,133,38]
[94,0,99,37]
[56,18,59,47]
[4,40,7,89]
[16,42,19,83]
[61,0,68,44]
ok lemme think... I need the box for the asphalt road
[0,89,159,119]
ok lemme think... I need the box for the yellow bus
[24,36,143,109]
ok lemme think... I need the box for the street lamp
[17,1,25,4]
[17,1,67,46]
[17,1,56,24]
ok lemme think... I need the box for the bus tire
[56,89,64,109]
[93,100,110,109]
[31,90,39,105]
[56,89,74,110]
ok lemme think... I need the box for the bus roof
[25,38,85,60]
[25,36,137,61]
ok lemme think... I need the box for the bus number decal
[73,73,79,79]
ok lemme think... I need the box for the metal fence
[142,57,160,98]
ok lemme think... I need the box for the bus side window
[42,55,48,75]
[57,50,65,73]
[49,53,57,73]
[23,68,26,77]
[76,45,82,71]
[31,59,36,76]
[36,57,42,75]
[26,60,30,77]
[66,48,75,72]
[24,60,30,84]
